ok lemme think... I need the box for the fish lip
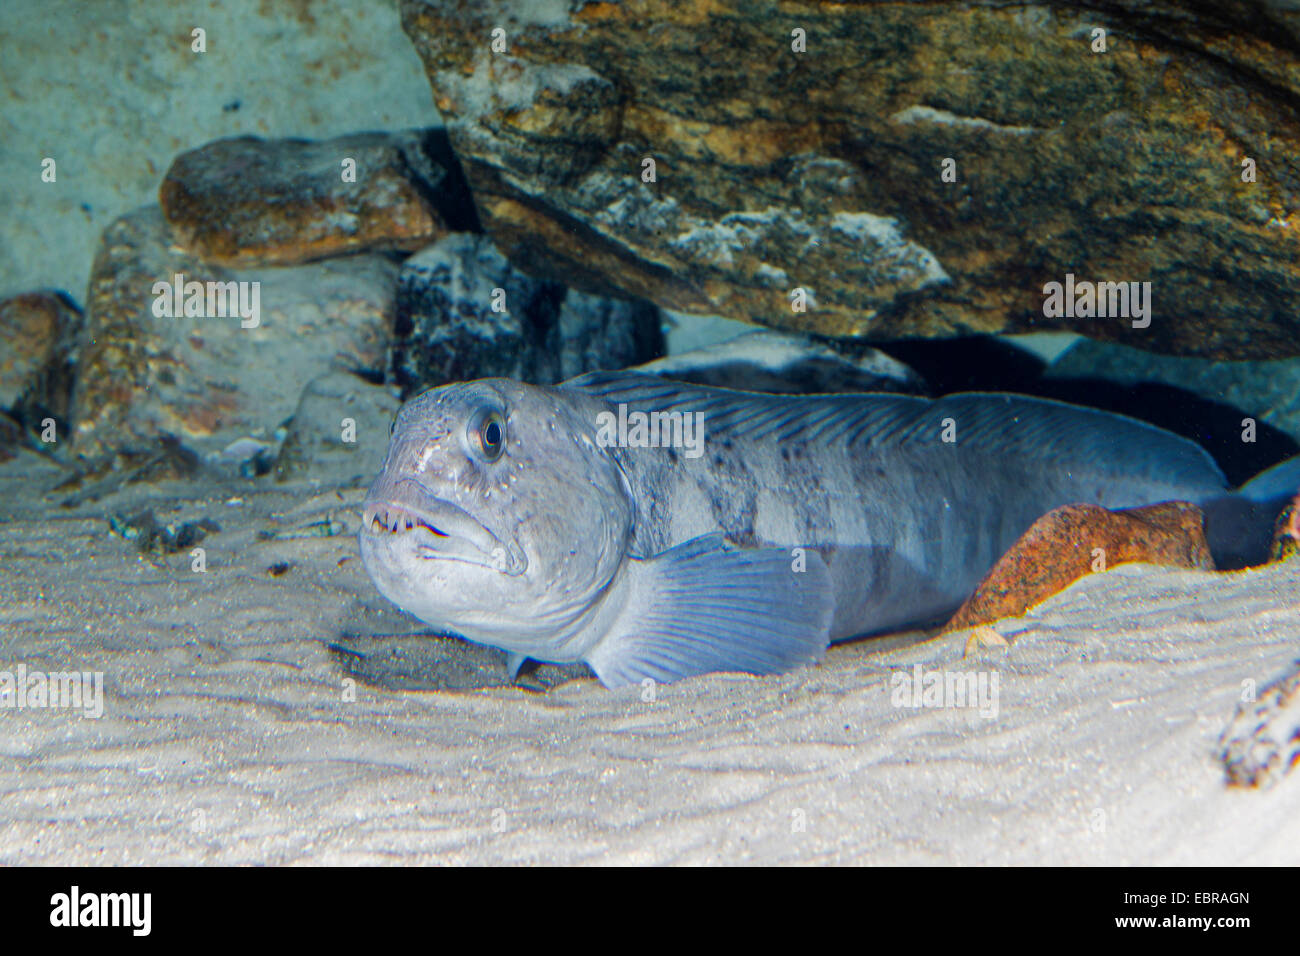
[360,484,526,575]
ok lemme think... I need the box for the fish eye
[468,407,506,462]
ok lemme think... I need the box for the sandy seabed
[0,451,1297,866]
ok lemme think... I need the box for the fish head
[358,379,635,655]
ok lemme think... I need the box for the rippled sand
[1,452,1297,864]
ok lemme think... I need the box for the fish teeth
[362,502,449,538]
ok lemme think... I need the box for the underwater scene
[1,0,1299,871]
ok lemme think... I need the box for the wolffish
[359,372,1295,688]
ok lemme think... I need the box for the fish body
[359,371,1280,687]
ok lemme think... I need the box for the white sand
[1,454,1297,865]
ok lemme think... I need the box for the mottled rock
[1220,662,1300,788]
[1270,493,1300,562]
[71,206,397,461]
[274,373,402,487]
[402,0,1300,358]
[0,291,81,423]
[159,130,456,267]
[393,232,662,391]
[635,329,924,394]
[943,501,1214,633]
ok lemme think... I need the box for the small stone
[942,501,1214,633]
[393,232,662,391]
[962,625,1010,658]
[274,373,402,487]
[108,508,220,555]
[71,206,398,462]
[159,130,453,267]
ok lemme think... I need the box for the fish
[358,371,1297,688]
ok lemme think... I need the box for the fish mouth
[360,482,525,575]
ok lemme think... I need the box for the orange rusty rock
[942,501,1213,634]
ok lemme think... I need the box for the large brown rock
[159,131,453,267]
[401,0,1300,358]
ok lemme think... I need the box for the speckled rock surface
[1269,494,1300,562]
[401,0,1300,358]
[159,131,453,267]
[393,232,663,392]
[943,501,1214,633]
[71,206,397,462]
[0,290,81,422]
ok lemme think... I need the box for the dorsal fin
[565,369,923,447]
[564,370,1227,491]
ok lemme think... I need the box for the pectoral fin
[504,652,532,683]
[585,534,834,688]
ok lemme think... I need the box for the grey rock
[275,373,403,488]
[634,329,924,394]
